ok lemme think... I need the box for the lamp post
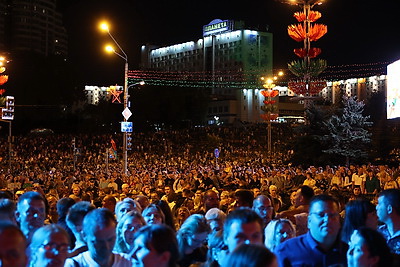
[99,22,130,175]
[260,71,283,163]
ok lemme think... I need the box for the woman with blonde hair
[114,210,146,254]
[176,214,210,267]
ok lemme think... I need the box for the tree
[320,96,372,166]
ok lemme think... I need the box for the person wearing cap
[205,207,226,233]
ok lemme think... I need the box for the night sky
[59,0,400,85]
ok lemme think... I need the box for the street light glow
[105,45,115,53]
[99,22,109,32]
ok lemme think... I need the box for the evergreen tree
[321,96,373,166]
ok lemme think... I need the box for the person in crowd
[347,227,393,267]
[175,206,191,230]
[207,230,229,267]
[302,172,316,188]
[223,208,264,253]
[341,198,378,243]
[15,191,47,244]
[264,218,296,252]
[0,222,28,267]
[153,200,176,231]
[56,197,76,248]
[130,224,180,267]
[102,195,117,213]
[0,198,17,224]
[66,201,96,258]
[352,167,366,194]
[233,189,254,209]
[365,169,381,195]
[65,208,132,266]
[200,189,220,214]
[222,244,278,267]
[46,195,59,223]
[115,198,141,222]
[142,203,165,226]
[28,224,70,267]
[252,194,274,228]
[376,189,400,255]
[176,214,210,267]
[135,195,150,211]
[205,207,226,233]
[114,211,146,254]
[275,194,347,267]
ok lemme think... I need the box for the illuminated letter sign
[203,20,231,36]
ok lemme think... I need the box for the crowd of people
[0,126,400,266]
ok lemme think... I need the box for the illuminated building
[140,19,273,124]
[0,0,67,56]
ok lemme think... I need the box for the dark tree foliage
[290,103,333,166]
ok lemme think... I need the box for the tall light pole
[99,22,130,175]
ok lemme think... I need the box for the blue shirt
[378,224,400,255]
[275,231,348,267]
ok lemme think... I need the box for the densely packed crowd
[0,126,400,266]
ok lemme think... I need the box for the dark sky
[59,0,400,85]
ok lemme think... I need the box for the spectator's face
[122,217,144,246]
[142,208,163,225]
[164,187,171,195]
[85,224,116,263]
[208,219,223,232]
[16,199,46,233]
[34,232,69,267]
[116,203,135,221]
[252,198,273,225]
[274,222,295,245]
[347,231,377,267]
[205,191,220,211]
[72,187,80,195]
[131,234,169,267]
[308,200,341,244]
[376,196,388,223]
[187,232,208,251]
[0,228,27,267]
[224,220,263,253]
[353,187,361,196]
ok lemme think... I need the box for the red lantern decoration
[0,75,8,86]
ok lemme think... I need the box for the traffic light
[1,96,14,120]
[126,133,132,150]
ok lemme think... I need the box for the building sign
[203,19,232,37]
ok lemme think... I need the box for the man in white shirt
[64,208,132,267]
[352,167,366,193]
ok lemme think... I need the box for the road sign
[122,107,132,120]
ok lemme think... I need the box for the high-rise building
[0,0,67,56]
[140,19,273,123]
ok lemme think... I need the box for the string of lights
[128,61,390,88]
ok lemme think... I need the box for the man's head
[66,201,96,237]
[83,208,117,264]
[102,195,117,212]
[223,208,263,253]
[0,198,16,224]
[205,208,226,232]
[56,197,76,219]
[204,190,220,212]
[15,191,46,240]
[0,222,27,267]
[252,195,274,226]
[307,195,341,249]
[234,190,254,209]
[115,198,141,221]
[294,185,315,207]
[376,189,400,224]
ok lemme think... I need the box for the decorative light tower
[278,0,328,106]
[260,71,283,161]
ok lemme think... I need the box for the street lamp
[260,71,284,163]
[99,21,130,175]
